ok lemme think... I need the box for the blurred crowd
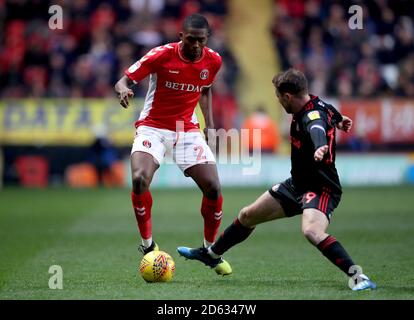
[0,0,240,126]
[272,0,414,98]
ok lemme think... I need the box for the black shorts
[268,178,341,222]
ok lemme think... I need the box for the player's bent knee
[302,226,322,245]
[202,179,221,199]
[132,170,151,193]
[238,207,255,228]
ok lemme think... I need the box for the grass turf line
[0,186,413,299]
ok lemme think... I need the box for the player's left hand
[314,145,328,161]
[337,115,353,132]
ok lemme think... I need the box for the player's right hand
[337,115,353,132]
[118,89,134,109]
[314,145,328,162]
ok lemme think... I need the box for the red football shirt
[125,42,222,132]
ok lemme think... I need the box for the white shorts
[131,125,216,173]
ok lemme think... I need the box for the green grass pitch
[0,186,413,300]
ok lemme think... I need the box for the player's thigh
[239,191,286,227]
[131,126,165,185]
[267,179,303,218]
[131,151,159,180]
[184,163,220,196]
[131,126,167,167]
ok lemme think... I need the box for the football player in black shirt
[178,69,376,291]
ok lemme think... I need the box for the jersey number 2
[194,146,205,161]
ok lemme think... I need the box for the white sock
[142,237,153,248]
[207,247,221,259]
[203,239,213,249]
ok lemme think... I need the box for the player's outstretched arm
[115,76,135,109]
[336,115,353,133]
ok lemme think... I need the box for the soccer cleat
[139,241,159,255]
[177,246,232,276]
[351,275,377,291]
[214,259,232,276]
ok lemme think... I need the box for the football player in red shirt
[115,14,231,275]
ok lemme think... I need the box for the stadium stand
[271,0,414,98]
[0,0,240,111]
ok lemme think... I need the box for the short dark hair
[272,69,308,95]
[183,14,210,33]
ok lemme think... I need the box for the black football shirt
[289,95,343,194]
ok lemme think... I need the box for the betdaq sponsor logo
[165,81,209,92]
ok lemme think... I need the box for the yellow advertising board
[0,99,141,146]
[0,99,206,146]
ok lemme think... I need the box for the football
[139,250,175,283]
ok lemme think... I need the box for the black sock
[211,218,254,256]
[317,235,356,277]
